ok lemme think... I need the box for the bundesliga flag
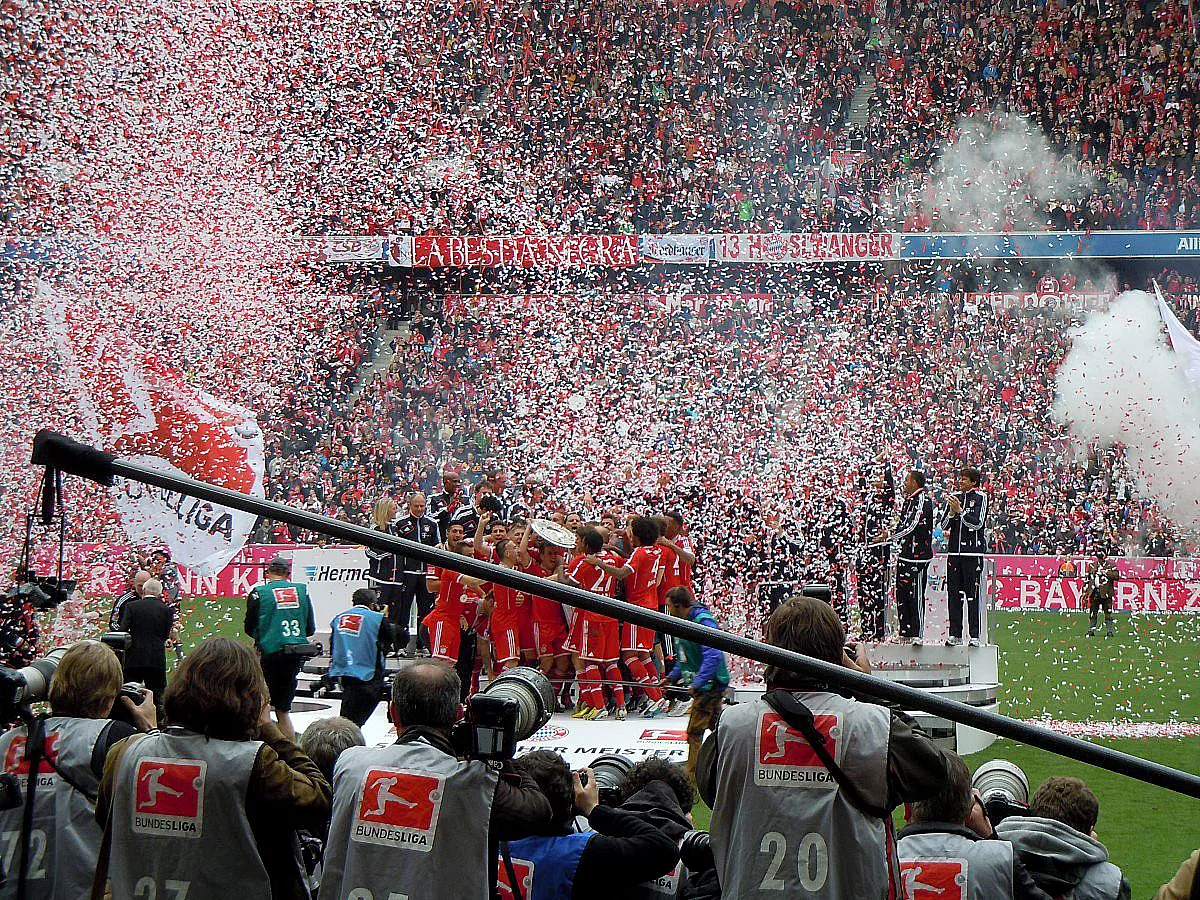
[40,283,264,576]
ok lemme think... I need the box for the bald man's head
[391,661,461,731]
[132,570,152,594]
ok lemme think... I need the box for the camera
[451,667,553,762]
[0,648,67,720]
[584,754,633,808]
[102,632,132,664]
[2,575,74,611]
[119,682,146,704]
[679,830,714,873]
[479,493,504,514]
[972,759,1030,826]
[801,583,832,604]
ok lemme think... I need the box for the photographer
[318,661,552,900]
[615,758,716,900]
[327,588,395,727]
[93,637,331,900]
[663,586,729,780]
[0,641,155,898]
[118,577,176,711]
[501,751,679,900]
[245,555,316,740]
[897,752,1051,899]
[697,595,947,899]
[996,777,1131,900]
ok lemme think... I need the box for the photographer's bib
[898,830,1015,900]
[710,693,897,900]
[318,740,497,900]
[0,717,107,900]
[110,729,269,898]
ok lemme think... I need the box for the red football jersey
[624,545,664,608]
[524,559,567,631]
[426,564,466,620]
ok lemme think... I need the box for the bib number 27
[759,831,829,891]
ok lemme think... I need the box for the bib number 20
[759,831,829,891]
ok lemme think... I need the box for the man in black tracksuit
[891,471,934,643]
[389,492,440,655]
[943,466,989,646]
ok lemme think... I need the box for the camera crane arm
[29,429,1200,801]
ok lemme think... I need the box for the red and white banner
[407,235,639,269]
[964,291,1113,311]
[41,284,265,576]
[443,293,775,318]
[988,554,1200,612]
[717,232,899,263]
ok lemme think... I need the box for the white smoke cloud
[1054,291,1200,529]
[927,111,1096,230]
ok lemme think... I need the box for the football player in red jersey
[564,527,627,720]
[588,515,668,717]
[660,511,697,591]
[487,523,532,674]
[524,541,575,710]
[423,524,486,678]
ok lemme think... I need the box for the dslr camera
[451,667,554,762]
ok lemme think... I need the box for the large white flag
[1154,280,1200,394]
[40,283,265,575]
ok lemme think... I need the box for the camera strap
[762,690,889,820]
[500,841,524,900]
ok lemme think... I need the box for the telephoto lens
[679,830,714,873]
[587,754,633,808]
[482,667,555,740]
[972,759,1030,826]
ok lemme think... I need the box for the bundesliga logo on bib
[273,586,300,609]
[337,613,364,635]
[496,856,534,899]
[352,768,443,851]
[900,859,968,900]
[754,711,842,787]
[4,733,59,787]
[133,758,205,837]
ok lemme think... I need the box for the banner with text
[717,232,900,263]
[292,546,370,629]
[309,235,386,263]
[639,234,714,264]
[964,290,1113,311]
[408,235,639,268]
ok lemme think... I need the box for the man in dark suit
[890,471,934,644]
[119,577,176,710]
[943,466,989,646]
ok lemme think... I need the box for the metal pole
[29,430,1200,798]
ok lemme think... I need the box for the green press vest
[252,579,312,655]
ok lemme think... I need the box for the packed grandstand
[3,0,1200,625]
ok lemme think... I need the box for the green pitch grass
[89,599,1200,894]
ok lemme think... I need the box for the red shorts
[490,621,521,663]
[621,622,656,654]
[565,617,620,661]
[517,603,536,656]
[427,616,462,663]
[533,621,568,658]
